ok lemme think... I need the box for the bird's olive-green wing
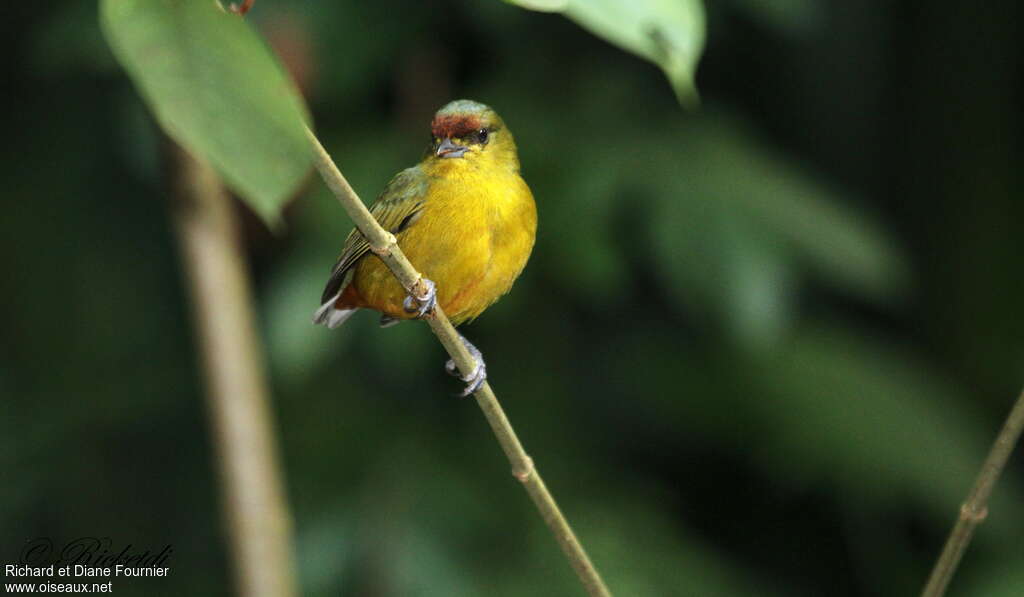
[320,167,429,303]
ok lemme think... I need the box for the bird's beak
[436,137,469,159]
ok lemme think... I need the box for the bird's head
[427,100,518,171]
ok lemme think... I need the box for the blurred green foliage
[3,1,1023,596]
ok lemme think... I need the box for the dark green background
[3,1,1023,595]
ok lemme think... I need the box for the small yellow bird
[314,100,537,395]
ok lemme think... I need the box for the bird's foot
[403,277,437,318]
[446,334,487,397]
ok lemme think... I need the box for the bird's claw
[446,358,487,397]
[403,278,437,318]
[446,335,487,397]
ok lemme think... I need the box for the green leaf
[506,0,706,105]
[100,0,311,226]
[749,326,1024,524]
[651,114,908,312]
[614,323,1024,532]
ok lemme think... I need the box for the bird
[313,99,537,396]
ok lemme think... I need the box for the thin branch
[305,126,612,597]
[921,386,1024,597]
[172,145,298,597]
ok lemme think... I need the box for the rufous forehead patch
[431,115,483,139]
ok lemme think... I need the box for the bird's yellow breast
[352,159,536,325]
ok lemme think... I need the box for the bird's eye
[475,128,489,145]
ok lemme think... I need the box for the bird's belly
[352,177,535,324]
[349,207,488,320]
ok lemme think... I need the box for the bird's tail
[312,294,357,329]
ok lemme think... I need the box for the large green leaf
[749,326,1023,526]
[100,0,311,225]
[650,115,908,327]
[506,0,705,105]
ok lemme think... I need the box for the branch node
[922,387,1024,597]
[410,275,425,296]
[370,232,397,257]
[959,503,989,523]
[513,456,535,483]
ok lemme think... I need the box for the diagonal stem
[920,386,1024,597]
[305,126,612,597]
